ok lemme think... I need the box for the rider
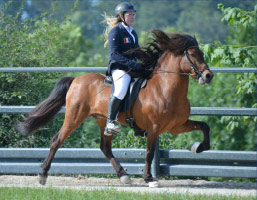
[103,2,141,136]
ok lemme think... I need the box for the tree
[190,3,256,151]
[176,1,229,43]
[0,0,91,147]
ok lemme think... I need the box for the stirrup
[104,122,121,136]
[104,128,120,136]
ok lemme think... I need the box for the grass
[0,187,255,200]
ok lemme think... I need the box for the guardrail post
[152,136,160,178]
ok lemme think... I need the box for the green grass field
[0,187,255,200]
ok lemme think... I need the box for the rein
[150,46,209,78]
[154,70,191,76]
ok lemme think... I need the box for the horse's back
[74,73,105,85]
[65,73,110,115]
[68,73,105,93]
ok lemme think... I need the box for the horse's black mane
[130,29,198,78]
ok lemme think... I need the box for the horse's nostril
[204,73,213,84]
[206,73,212,80]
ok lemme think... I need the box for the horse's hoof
[148,181,159,188]
[120,175,132,185]
[38,174,47,185]
[190,142,201,154]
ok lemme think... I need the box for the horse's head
[156,32,214,85]
[181,46,214,85]
[129,30,214,83]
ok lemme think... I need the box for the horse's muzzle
[198,69,214,85]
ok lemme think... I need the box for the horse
[14,29,214,187]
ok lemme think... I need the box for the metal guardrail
[0,67,256,116]
[0,67,256,73]
[0,67,256,178]
[0,67,106,72]
[0,148,256,178]
[0,106,256,116]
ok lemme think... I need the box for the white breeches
[112,69,131,100]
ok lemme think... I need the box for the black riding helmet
[115,2,136,26]
[115,2,136,15]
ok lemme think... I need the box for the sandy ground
[0,175,256,197]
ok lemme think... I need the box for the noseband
[184,46,209,79]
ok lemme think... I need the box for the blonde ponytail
[102,12,121,47]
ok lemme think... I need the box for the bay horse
[14,30,214,187]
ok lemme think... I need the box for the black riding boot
[104,95,122,136]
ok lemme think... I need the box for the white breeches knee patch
[112,69,131,100]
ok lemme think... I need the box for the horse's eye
[190,54,196,57]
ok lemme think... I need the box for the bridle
[184,46,209,79]
[154,46,209,79]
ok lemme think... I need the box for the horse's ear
[192,35,199,46]
[151,29,170,50]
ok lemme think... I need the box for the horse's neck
[152,52,189,98]
[156,52,183,73]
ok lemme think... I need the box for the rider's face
[122,11,136,26]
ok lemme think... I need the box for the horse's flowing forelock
[131,29,198,74]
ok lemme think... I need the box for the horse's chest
[138,88,190,129]
[153,98,190,128]
[158,98,189,115]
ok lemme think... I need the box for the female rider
[103,2,141,136]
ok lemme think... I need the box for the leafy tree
[21,1,255,65]
[176,1,228,43]
[0,0,91,147]
[188,4,256,151]
[57,21,92,66]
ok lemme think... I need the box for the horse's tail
[14,76,75,136]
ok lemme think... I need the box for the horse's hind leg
[39,105,89,185]
[39,131,61,185]
[171,119,210,153]
[38,125,77,185]
[96,119,131,185]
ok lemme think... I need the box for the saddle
[104,76,148,137]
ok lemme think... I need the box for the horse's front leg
[144,132,160,187]
[98,120,131,185]
[171,119,210,153]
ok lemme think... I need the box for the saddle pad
[104,76,147,113]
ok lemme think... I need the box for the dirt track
[0,175,256,197]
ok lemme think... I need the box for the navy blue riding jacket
[107,23,141,75]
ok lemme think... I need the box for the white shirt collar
[122,23,133,33]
